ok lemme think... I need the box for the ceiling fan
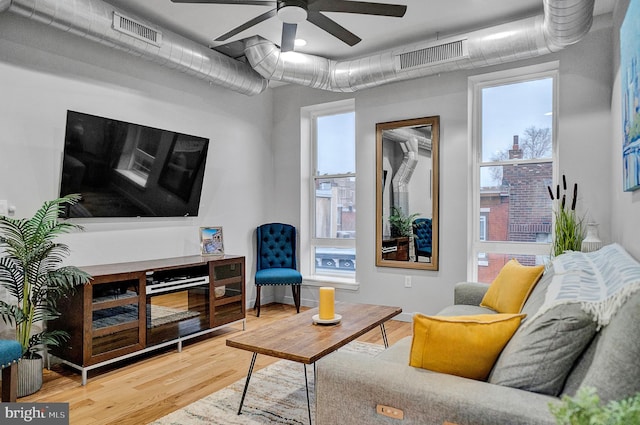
[169,0,407,52]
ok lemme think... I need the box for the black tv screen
[59,110,209,218]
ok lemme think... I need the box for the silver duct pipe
[543,0,595,51]
[0,0,268,96]
[245,0,595,92]
[391,138,418,215]
[384,127,432,151]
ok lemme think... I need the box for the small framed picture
[200,227,224,256]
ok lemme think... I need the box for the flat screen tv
[59,110,209,218]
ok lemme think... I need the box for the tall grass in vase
[547,175,585,257]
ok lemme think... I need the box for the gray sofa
[316,254,640,425]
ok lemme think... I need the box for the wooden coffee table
[226,302,402,423]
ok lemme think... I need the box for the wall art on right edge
[621,0,640,191]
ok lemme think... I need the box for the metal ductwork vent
[245,0,595,92]
[0,0,595,94]
[0,0,267,96]
[112,11,161,47]
[396,39,468,71]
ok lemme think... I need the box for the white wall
[0,13,277,303]
[610,0,640,260]
[271,19,615,320]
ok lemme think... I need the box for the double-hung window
[469,63,558,283]
[116,126,162,187]
[301,99,356,284]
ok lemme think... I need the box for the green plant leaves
[549,387,640,425]
[0,194,91,357]
[548,176,585,257]
[389,206,420,237]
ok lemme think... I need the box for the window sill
[115,169,148,188]
[302,275,359,291]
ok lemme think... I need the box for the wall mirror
[376,116,439,270]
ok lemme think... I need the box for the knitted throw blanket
[538,243,640,329]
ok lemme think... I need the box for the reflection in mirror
[376,116,439,270]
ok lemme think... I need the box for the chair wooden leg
[2,362,17,402]
[254,286,261,317]
[292,285,301,313]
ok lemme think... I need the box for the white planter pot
[17,354,43,397]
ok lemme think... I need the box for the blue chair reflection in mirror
[412,218,433,262]
[0,339,22,402]
[254,223,303,317]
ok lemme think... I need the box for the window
[301,100,356,284]
[469,63,557,283]
[116,126,163,187]
[479,214,488,241]
[478,213,488,266]
[131,130,160,177]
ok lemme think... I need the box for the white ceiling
[104,0,616,60]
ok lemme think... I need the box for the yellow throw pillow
[409,313,525,381]
[480,259,544,313]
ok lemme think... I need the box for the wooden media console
[50,255,246,385]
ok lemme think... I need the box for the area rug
[147,304,201,328]
[92,304,201,329]
[149,341,384,425]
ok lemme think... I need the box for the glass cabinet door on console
[50,271,146,367]
[145,264,211,346]
[211,257,245,327]
[91,277,145,361]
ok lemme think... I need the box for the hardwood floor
[21,304,412,425]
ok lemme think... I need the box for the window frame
[300,99,357,288]
[116,126,159,187]
[468,62,559,282]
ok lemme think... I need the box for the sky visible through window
[316,112,355,175]
[482,78,553,163]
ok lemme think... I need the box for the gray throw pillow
[520,265,553,319]
[488,303,597,396]
[561,292,640,402]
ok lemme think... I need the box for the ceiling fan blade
[307,11,361,46]
[171,0,275,5]
[281,23,297,52]
[215,8,277,41]
[309,0,406,17]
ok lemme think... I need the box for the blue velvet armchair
[412,218,432,262]
[0,340,22,402]
[254,223,303,317]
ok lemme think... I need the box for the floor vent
[396,39,468,70]
[112,11,162,47]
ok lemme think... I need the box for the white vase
[581,223,603,252]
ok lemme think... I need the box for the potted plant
[388,206,420,238]
[0,195,91,396]
[547,175,585,257]
[550,387,640,424]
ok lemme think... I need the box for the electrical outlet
[377,404,404,420]
[404,276,412,288]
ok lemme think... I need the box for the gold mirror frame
[376,116,439,270]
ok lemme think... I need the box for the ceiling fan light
[294,38,307,47]
[277,6,307,24]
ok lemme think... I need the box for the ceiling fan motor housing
[277,0,308,23]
